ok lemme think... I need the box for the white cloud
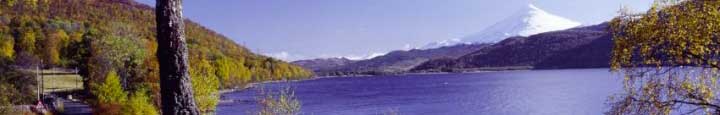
[265,51,293,61]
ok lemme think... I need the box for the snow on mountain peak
[527,4,541,11]
[419,38,470,49]
[419,4,581,49]
[463,4,581,43]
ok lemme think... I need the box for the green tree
[237,58,252,83]
[17,30,36,55]
[191,58,220,113]
[43,29,68,65]
[97,23,146,67]
[92,70,128,115]
[0,1,315,114]
[121,88,159,115]
[215,56,251,88]
[0,84,17,114]
[23,0,37,9]
[0,34,14,60]
[608,0,720,114]
[2,0,16,7]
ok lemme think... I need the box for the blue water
[217,68,624,115]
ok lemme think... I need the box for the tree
[0,34,14,60]
[92,70,128,115]
[94,22,147,90]
[0,84,18,114]
[17,30,36,55]
[122,88,159,115]
[155,0,200,114]
[190,58,219,113]
[43,29,68,66]
[215,56,251,88]
[2,0,16,7]
[608,1,720,114]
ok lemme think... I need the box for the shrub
[0,84,17,115]
[257,88,301,115]
[121,88,158,115]
[0,65,36,104]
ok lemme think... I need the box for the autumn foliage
[609,0,720,114]
[0,0,313,113]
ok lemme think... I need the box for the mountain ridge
[294,22,612,76]
[412,23,612,72]
[293,43,490,76]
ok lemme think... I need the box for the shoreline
[218,67,612,94]
[218,77,331,94]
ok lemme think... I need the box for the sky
[136,0,653,61]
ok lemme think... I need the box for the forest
[0,0,313,114]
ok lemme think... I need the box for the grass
[28,69,83,93]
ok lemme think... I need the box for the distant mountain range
[293,44,490,76]
[291,58,357,71]
[412,23,611,72]
[293,4,611,76]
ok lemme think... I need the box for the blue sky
[136,0,653,61]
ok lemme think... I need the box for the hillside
[0,0,312,107]
[296,43,490,76]
[412,23,612,72]
[291,57,356,71]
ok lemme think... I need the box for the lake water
[217,68,624,115]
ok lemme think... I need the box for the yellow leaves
[43,29,68,65]
[215,56,252,88]
[681,80,694,93]
[0,35,13,60]
[18,31,36,53]
[52,29,69,47]
[190,58,220,113]
[93,71,159,115]
[23,0,37,9]
[609,1,720,114]
[611,0,720,69]
[122,89,159,115]
[92,70,128,105]
[2,0,16,7]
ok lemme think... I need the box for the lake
[217,68,624,115]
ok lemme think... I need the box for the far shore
[219,67,611,95]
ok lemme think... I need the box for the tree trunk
[155,0,200,115]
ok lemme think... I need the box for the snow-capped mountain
[463,4,581,43]
[422,4,581,49]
